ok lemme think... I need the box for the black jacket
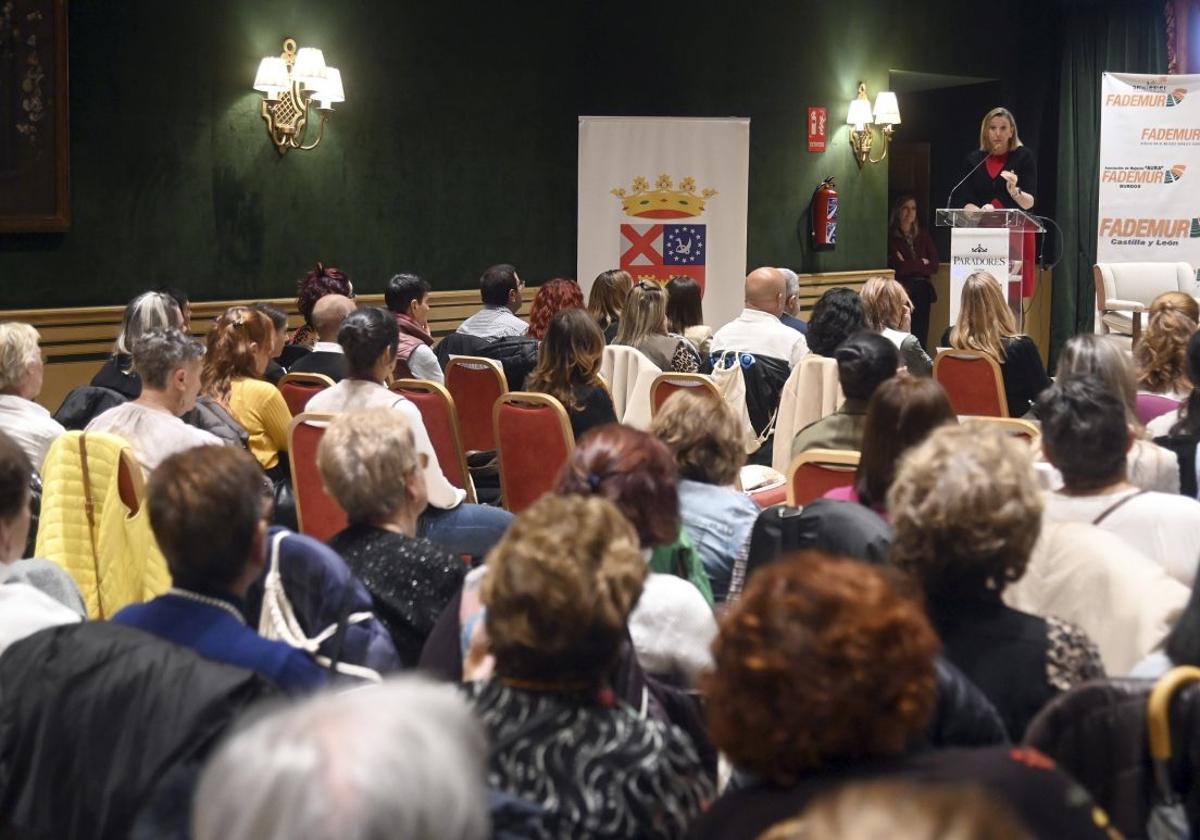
[286,350,348,382]
[960,145,1038,210]
[52,385,127,430]
[90,354,142,399]
[0,622,278,840]
[477,336,540,391]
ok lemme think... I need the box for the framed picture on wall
[0,0,68,232]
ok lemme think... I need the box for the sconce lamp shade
[292,48,327,88]
[873,91,901,125]
[253,57,289,94]
[314,67,344,107]
[846,97,873,129]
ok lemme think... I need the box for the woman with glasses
[613,280,701,372]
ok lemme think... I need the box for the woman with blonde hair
[0,323,63,471]
[587,268,632,343]
[859,276,933,375]
[943,271,1049,417]
[526,308,616,440]
[613,280,701,372]
[1134,290,1198,399]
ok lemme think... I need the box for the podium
[936,208,1044,330]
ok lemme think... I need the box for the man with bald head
[710,267,809,368]
[287,293,356,381]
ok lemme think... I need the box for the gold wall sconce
[253,38,345,155]
[846,82,900,168]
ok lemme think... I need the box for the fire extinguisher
[809,177,838,250]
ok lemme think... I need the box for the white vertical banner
[948,228,1011,325]
[577,117,750,330]
[1097,73,1200,281]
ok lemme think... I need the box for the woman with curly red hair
[526,277,584,341]
[286,261,354,352]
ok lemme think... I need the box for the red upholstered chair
[493,392,575,514]
[445,356,508,452]
[391,379,476,503]
[786,449,860,507]
[288,412,348,542]
[278,372,336,417]
[933,349,1008,418]
[649,372,722,418]
[1136,393,1181,426]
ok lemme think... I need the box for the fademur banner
[1097,73,1200,284]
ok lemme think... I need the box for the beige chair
[772,355,843,473]
[599,345,660,430]
[961,415,1040,446]
[1094,262,1197,346]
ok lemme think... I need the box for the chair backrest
[391,379,476,502]
[959,415,1041,446]
[786,448,861,506]
[1095,261,1196,310]
[599,344,660,429]
[772,354,843,473]
[649,372,722,417]
[445,356,508,452]
[288,412,348,542]
[933,349,1008,418]
[1136,392,1181,426]
[493,392,575,514]
[278,372,336,416]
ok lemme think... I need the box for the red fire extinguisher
[809,177,838,250]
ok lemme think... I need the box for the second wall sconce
[253,38,345,155]
[846,82,900,168]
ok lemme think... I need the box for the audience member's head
[296,262,353,327]
[613,280,669,347]
[835,331,899,401]
[318,409,425,528]
[889,194,922,236]
[202,306,274,404]
[859,276,914,333]
[556,423,680,548]
[704,553,938,785]
[115,291,184,356]
[193,677,490,840]
[479,264,523,312]
[310,294,357,343]
[1056,333,1139,428]
[665,276,705,333]
[483,494,644,687]
[337,307,399,380]
[1035,376,1131,492]
[0,430,32,563]
[651,389,743,487]
[148,446,267,595]
[384,273,432,322]
[950,271,1017,362]
[855,376,956,510]
[587,269,633,330]
[1171,330,1200,437]
[890,424,1041,600]
[158,288,192,334]
[528,277,584,340]
[527,308,605,413]
[744,267,786,316]
[1134,290,1198,396]
[779,268,801,317]
[0,322,45,400]
[131,329,206,415]
[806,287,867,356]
[253,303,290,358]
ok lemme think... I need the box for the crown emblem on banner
[611,174,717,219]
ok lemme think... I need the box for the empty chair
[444,356,508,452]
[287,413,348,542]
[1094,261,1197,346]
[278,372,335,417]
[786,448,860,506]
[391,379,475,502]
[650,372,721,418]
[494,393,575,513]
[933,349,1008,417]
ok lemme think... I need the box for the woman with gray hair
[0,322,64,471]
[86,329,221,469]
[90,291,184,399]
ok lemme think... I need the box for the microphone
[946,153,989,208]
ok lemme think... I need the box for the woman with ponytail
[1134,291,1198,399]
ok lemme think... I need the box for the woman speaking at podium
[960,107,1037,298]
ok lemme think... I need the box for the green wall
[0,0,1058,309]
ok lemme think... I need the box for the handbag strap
[1147,665,1200,800]
[1091,489,1149,526]
[77,433,105,619]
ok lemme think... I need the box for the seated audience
[826,375,955,512]
[778,267,807,334]
[860,275,933,375]
[320,409,466,666]
[526,308,616,440]
[1133,565,1200,678]
[194,676,489,840]
[692,553,1112,840]
[253,302,291,384]
[0,430,80,654]
[791,331,898,457]
[384,272,443,383]
[307,307,512,559]
[666,275,713,357]
[456,263,529,339]
[587,268,632,343]
[91,290,184,399]
[890,424,1104,739]
[527,276,584,340]
[112,446,326,693]
[804,286,867,357]
[285,293,355,381]
[1151,331,1200,494]
[1134,290,1197,400]
[651,389,757,603]
[86,329,221,469]
[465,494,712,837]
[286,261,354,354]
[0,322,63,471]
[158,287,192,334]
[942,271,1049,417]
[1038,376,1200,586]
[613,280,702,372]
[711,267,809,368]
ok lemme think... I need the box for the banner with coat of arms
[577,117,750,330]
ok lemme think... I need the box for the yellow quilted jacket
[35,431,171,619]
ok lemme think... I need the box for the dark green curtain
[1051,0,1168,366]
